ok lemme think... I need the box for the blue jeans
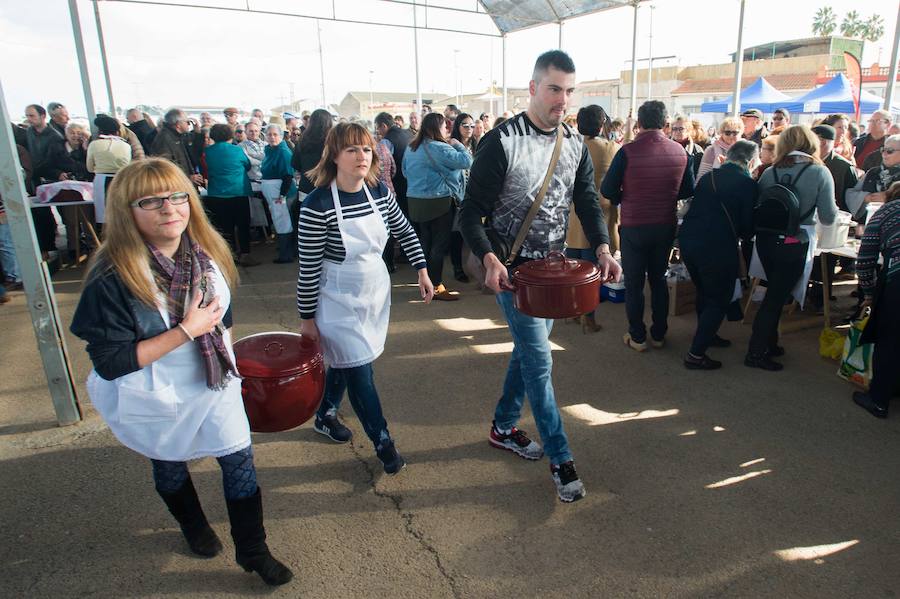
[494,291,572,465]
[316,363,391,448]
[0,222,21,282]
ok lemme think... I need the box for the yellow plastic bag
[819,328,845,360]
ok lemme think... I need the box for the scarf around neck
[147,234,238,390]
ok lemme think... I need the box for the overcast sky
[0,0,895,118]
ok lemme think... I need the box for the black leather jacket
[70,263,233,381]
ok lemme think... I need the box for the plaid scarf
[147,234,238,390]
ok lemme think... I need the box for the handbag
[711,170,748,280]
[489,127,564,266]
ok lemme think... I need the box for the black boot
[157,476,223,558]
[272,234,293,264]
[225,487,294,586]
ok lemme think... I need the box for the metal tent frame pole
[558,21,563,49]
[885,3,900,111]
[317,19,326,108]
[413,0,422,113]
[647,4,653,101]
[502,33,507,113]
[93,0,116,115]
[629,1,639,117]
[731,0,747,117]
[0,80,82,426]
[69,0,97,126]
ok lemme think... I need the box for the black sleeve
[459,130,509,260]
[677,160,695,200]
[279,175,292,197]
[600,150,627,205]
[222,304,233,329]
[572,144,609,249]
[69,273,141,381]
[738,179,757,240]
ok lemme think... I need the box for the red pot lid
[234,332,323,378]
[512,251,601,287]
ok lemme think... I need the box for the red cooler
[234,332,325,433]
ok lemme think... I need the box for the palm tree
[860,14,885,42]
[840,10,862,37]
[812,7,836,37]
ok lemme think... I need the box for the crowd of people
[2,47,898,587]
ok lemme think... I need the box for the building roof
[344,91,451,104]
[672,74,818,95]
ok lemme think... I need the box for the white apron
[86,262,251,461]
[248,182,269,228]
[260,179,294,234]
[317,181,391,369]
[748,224,818,308]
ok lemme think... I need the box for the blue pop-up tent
[781,73,895,114]
[700,76,793,113]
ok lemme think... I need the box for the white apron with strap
[92,173,112,223]
[248,181,270,228]
[317,181,391,369]
[260,179,294,234]
[86,262,251,461]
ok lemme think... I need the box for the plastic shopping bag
[819,328,845,360]
[837,316,873,389]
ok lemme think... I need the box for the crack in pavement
[346,433,462,599]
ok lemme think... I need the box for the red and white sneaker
[489,421,544,460]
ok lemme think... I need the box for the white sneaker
[488,421,544,460]
[551,461,586,503]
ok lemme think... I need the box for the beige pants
[601,199,620,255]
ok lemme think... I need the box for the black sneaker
[744,353,783,371]
[550,461,586,503]
[489,421,544,460]
[376,440,406,475]
[313,413,352,443]
[767,345,785,357]
[684,353,723,370]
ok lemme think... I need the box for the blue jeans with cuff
[316,363,391,448]
[494,291,572,466]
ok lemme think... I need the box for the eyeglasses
[722,130,739,136]
[460,124,475,129]
[235,129,244,133]
[671,126,686,132]
[131,191,191,210]
[883,147,898,155]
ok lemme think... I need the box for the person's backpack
[754,163,815,236]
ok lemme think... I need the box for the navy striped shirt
[297,181,426,319]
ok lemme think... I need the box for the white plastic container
[816,210,852,249]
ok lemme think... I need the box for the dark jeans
[417,209,454,287]
[748,234,808,356]
[620,224,676,343]
[316,363,391,448]
[204,196,251,254]
[683,253,732,356]
[869,277,900,407]
[32,207,57,253]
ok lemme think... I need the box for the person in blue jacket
[402,112,472,300]
[678,140,758,370]
[203,124,258,266]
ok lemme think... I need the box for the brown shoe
[580,313,602,333]
[238,254,261,267]
[433,284,459,301]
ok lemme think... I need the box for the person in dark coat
[375,111,414,272]
[291,109,332,195]
[126,108,155,154]
[678,140,758,369]
[150,109,205,186]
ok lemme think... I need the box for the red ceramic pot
[511,251,601,319]
[234,332,325,433]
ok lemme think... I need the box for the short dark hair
[532,50,576,82]
[209,123,233,143]
[26,104,46,117]
[164,108,184,126]
[576,105,610,138]
[374,112,395,129]
[47,102,65,115]
[637,100,667,130]
[94,114,120,136]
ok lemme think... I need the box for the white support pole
[885,2,900,110]
[413,2,422,114]
[316,19,327,108]
[0,79,82,426]
[732,0,747,117]
[69,0,97,125]
[629,1,639,117]
[92,0,116,115]
[501,33,508,113]
[558,21,563,49]
[647,5,653,101]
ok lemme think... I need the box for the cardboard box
[668,278,696,316]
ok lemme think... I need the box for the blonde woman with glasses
[697,117,743,178]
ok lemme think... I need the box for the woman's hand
[418,269,435,303]
[180,290,224,339]
[300,318,319,341]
